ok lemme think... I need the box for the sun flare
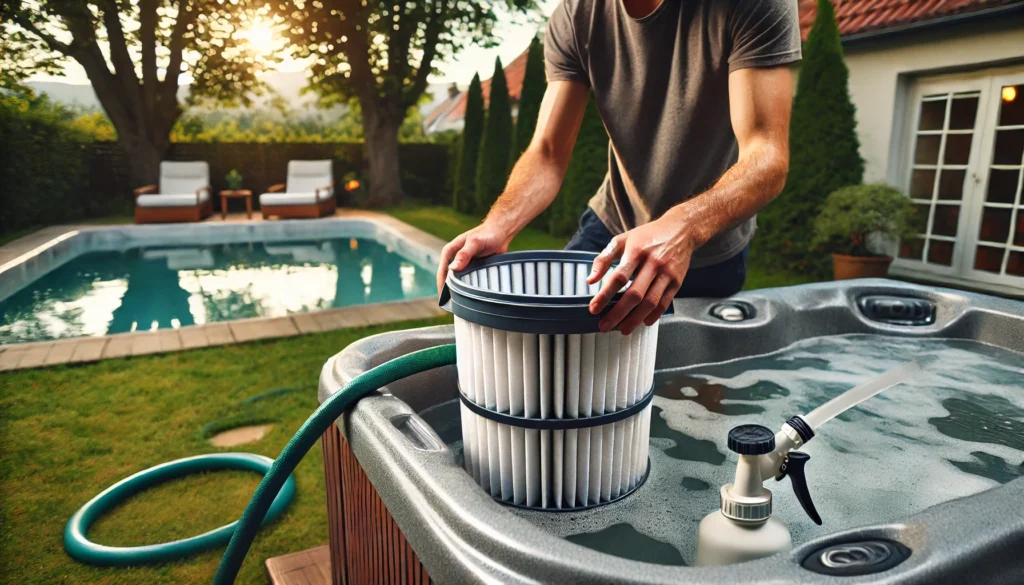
[238,22,277,53]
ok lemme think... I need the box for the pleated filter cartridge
[440,251,659,510]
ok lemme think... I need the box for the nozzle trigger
[778,451,822,525]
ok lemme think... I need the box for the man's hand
[586,210,694,334]
[436,222,514,292]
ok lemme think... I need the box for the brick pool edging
[0,211,448,372]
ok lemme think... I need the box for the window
[973,83,1024,278]
[898,71,1024,290]
[900,91,979,266]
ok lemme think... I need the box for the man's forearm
[664,138,788,250]
[483,147,566,238]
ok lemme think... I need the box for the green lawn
[388,203,813,291]
[0,317,450,585]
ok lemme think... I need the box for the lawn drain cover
[208,424,274,447]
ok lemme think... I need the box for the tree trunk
[362,100,404,207]
[120,134,166,189]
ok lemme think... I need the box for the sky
[28,1,558,89]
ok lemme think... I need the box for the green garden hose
[213,344,457,585]
[63,453,296,566]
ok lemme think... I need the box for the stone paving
[0,210,448,372]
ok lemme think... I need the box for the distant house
[423,48,531,135]
[805,0,1024,294]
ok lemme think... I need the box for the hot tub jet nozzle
[695,361,921,567]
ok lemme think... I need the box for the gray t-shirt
[545,0,801,267]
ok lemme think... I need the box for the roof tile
[799,0,1020,39]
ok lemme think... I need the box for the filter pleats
[453,256,659,510]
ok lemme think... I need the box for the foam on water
[500,334,1024,566]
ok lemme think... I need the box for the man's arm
[436,80,590,291]
[588,66,794,334]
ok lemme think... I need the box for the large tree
[271,0,533,207]
[756,0,863,274]
[474,57,513,212]
[510,35,545,165]
[453,73,484,213]
[1,0,268,187]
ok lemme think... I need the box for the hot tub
[318,279,1024,585]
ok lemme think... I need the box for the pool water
[482,334,1024,566]
[0,238,436,344]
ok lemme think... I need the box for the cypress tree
[549,95,609,237]
[511,36,546,165]
[757,0,863,274]
[453,74,484,213]
[474,57,514,213]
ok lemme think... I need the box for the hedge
[755,0,864,274]
[0,97,93,233]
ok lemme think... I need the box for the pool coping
[0,211,448,372]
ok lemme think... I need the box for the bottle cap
[727,424,776,455]
[720,485,773,522]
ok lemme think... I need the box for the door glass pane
[932,205,959,237]
[937,169,966,200]
[927,240,954,266]
[906,90,981,271]
[919,98,946,130]
[1007,251,1024,277]
[899,238,924,261]
[911,170,936,199]
[974,246,1004,273]
[950,96,979,130]
[999,85,1023,126]
[979,207,1012,243]
[1016,214,1024,247]
[915,135,942,164]
[993,129,1024,165]
[986,169,1020,204]
[943,134,973,165]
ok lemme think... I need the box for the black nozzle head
[727,424,776,455]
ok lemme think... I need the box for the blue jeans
[565,208,748,298]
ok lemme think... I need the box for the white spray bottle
[695,362,921,567]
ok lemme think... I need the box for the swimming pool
[0,219,439,344]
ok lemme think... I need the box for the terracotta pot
[831,253,893,280]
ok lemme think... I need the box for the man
[437,0,801,335]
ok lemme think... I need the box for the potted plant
[225,169,243,191]
[812,184,920,280]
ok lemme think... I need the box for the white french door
[897,69,1024,291]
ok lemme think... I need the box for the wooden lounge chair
[259,160,336,220]
[134,161,213,224]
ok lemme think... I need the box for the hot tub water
[442,333,1024,566]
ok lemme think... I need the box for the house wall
[839,15,1024,186]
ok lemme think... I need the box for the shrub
[548,95,609,237]
[474,57,514,213]
[756,0,864,274]
[811,184,920,257]
[511,36,546,166]
[453,74,484,213]
[0,95,89,234]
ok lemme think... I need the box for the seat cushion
[136,192,210,208]
[259,192,332,206]
[160,161,209,196]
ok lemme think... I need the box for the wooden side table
[220,189,253,220]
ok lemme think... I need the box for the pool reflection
[0,238,437,343]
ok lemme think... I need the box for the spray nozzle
[777,452,821,525]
